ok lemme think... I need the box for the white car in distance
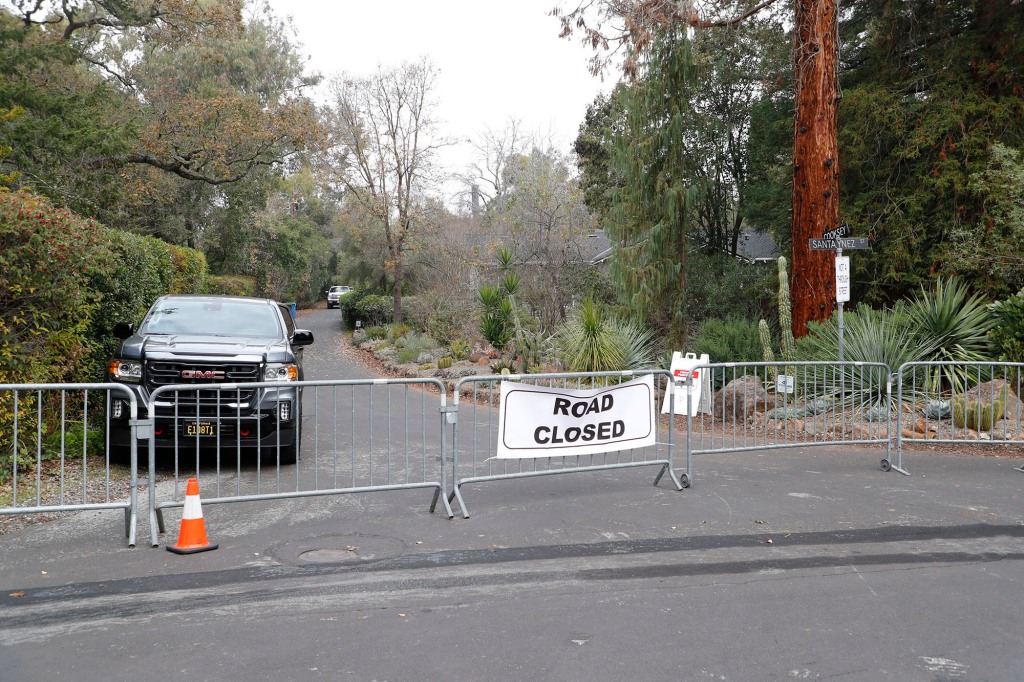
[326,285,352,309]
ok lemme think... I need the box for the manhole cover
[275,534,405,565]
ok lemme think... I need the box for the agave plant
[908,277,996,392]
[795,302,923,408]
[555,298,655,373]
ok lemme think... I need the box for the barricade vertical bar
[35,390,42,506]
[58,390,67,503]
[11,390,18,505]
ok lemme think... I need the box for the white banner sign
[661,352,711,416]
[495,376,657,459]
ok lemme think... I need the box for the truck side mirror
[113,322,134,339]
[292,329,314,346]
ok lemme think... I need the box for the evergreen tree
[607,28,700,348]
[839,0,1024,302]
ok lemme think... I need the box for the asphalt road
[1,308,1023,681]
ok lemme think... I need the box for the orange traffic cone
[167,477,218,554]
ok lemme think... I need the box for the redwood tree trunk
[790,0,840,337]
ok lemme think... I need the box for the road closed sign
[495,376,656,459]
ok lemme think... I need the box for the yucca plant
[478,284,512,350]
[477,247,533,360]
[555,298,655,373]
[908,277,996,393]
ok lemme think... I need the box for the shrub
[449,339,472,361]
[342,292,393,329]
[89,231,178,374]
[206,275,256,297]
[389,324,413,341]
[907,277,995,392]
[692,316,763,364]
[0,190,112,385]
[396,330,438,354]
[988,288,1024,364]
[555,298,656,373]
[397,348,422,364]
[796,303,922,408]
[686,253,773,322]
[168,245,207,294]
[364,326,388,341]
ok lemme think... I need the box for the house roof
[735,230,781,263]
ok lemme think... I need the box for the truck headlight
[264,363,298,381]
[109,359,142,383]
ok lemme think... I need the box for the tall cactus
[760,256,797,388]
[759,319,777,383]
[777,256,796,365]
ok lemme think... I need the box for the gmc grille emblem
[181,369,225,380]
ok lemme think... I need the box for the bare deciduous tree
[324,57,444,323]
[458,118,528,213]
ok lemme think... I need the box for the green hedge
[207,275,256,297]
[0,190,224,481]
[339,290,394,329]
[1,190,215,385]
[168,245,207,294]
[1,190,113,481]
[353,294,395,328]
[0,190,112,384]
[89,231,175,370]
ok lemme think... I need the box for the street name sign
[821,223,850,240]
[809,237,870,250]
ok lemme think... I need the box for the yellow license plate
[184,421,216,437]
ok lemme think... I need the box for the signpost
[808,224,870,361]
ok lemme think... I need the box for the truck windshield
[142,299,282,337]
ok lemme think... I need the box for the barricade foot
[449,487,469,519]
[653,463,686,491]
[882,458,910,476]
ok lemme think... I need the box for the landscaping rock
[913,418,937,434]
[715,375,768,422]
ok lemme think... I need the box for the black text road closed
[496,376,656,458]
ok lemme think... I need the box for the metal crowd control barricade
[449,369,685,519]
[146,378,453,545]
[0,383,142,546]
[895,361,1024,474]
[682,361,899,475]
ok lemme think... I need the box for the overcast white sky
[265,1,612,199]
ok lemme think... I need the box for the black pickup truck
[106,295,314,463]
